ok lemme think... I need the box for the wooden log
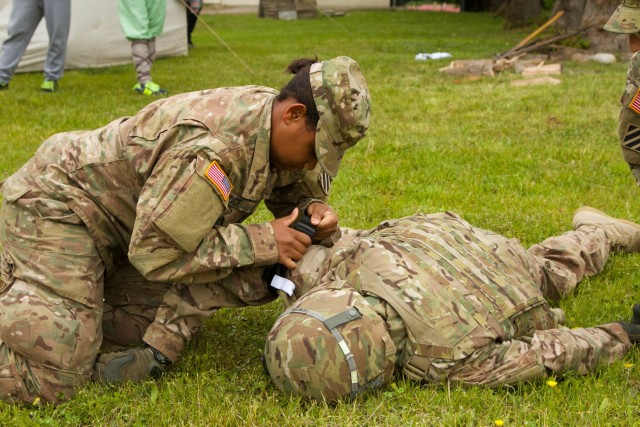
[521,63,562,76]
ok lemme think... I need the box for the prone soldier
[263,207,640,401]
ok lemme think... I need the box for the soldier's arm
[128,149,279,284]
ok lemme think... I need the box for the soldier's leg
[95,272,227,383]
[0,194,104,404]
[96,266,276,383]
[143,269,276,361]
[525,226,610,301]
[93,264,174,384]
[0,281,99,404]
[525,208,640,301]
[448,323,630,386]
[101,263,171,350]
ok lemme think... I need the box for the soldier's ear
[283,103,307,124]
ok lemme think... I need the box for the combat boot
[616,321,640,343]
[572,206,640,253]
[92,345,171,384]
[611,304,640,345]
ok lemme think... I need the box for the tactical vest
[333,213,558,382]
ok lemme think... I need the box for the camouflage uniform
[0,86,331,404]
[605,0,640,185]
[275,212,630,389]
[615,52,640,185]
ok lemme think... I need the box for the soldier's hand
[271,208,312,269]
[307,202,339,241]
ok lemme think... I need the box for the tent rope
[179,0,255,74]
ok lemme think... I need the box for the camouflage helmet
[605,0,640,34]
[263,286,396,402]
[310,56,371,178]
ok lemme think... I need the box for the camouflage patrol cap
[310,56,370,178]
[605,0,640,34]
[263,286,396,402]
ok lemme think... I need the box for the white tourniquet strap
[270,275,296,297]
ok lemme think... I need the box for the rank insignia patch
[319,171,332,195]
[204,160,232,201]
[630,89,640,115]
[623,123,640,153]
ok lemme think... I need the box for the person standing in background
[605,0,640,185]
[0,0,71,92]
[119,0,168,96]
[186,0,203,48]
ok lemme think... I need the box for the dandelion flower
[32,396,41,406]
[547,379,558,388]
[624,363,634,369]
[495,420,504,426]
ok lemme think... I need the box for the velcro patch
[204,160,232,201]
[630,89,640,115]
[623,123,640,153]
[319,171,332,195]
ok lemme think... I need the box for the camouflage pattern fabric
[0,86,328,404]
[617,51,640,186]
[265,287,396,401]
[271,212,631,399]
[0,193,101,404]
[605,0,640,34]
[310,56,370,178]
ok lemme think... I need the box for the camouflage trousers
[433,222,630,385]
[0,189,275,404]
[0,194,170,404]
[445,322,629,386]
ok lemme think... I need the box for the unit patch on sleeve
[630,89,640,115]
[623,123,640,153]
[204,160,232,201]
[319,171,332,195]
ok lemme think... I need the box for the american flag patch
[623,123,640,153]
[204,160,232,201]
[630,89,640,115]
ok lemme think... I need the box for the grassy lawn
[2,9,640,426]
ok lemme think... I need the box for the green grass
[2,9,640,426]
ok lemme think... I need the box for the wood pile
[258,0,317,19]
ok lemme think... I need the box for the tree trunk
[552,0,628,52]
[497,0,542,27]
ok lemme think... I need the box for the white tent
[0,0,188,73]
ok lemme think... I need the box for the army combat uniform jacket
[0,86,328,402]
[282,212,630,386]
[618,51,640,185]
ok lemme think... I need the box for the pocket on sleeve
[154,174,225,253]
